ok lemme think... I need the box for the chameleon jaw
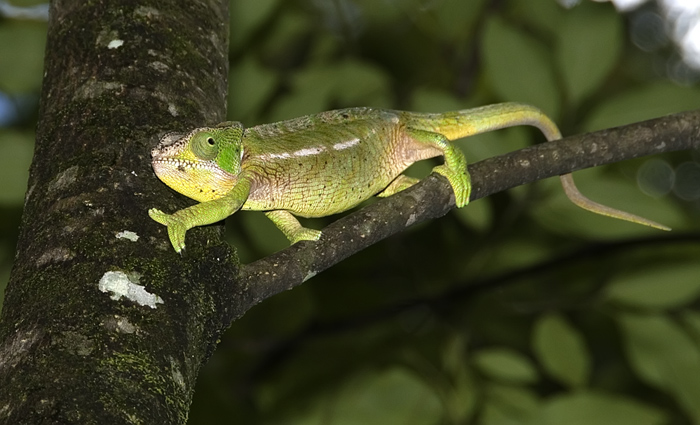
[152,157,238,202]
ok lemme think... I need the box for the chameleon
[149,102,669,253]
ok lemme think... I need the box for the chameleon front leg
[265,210,322,243]
[149,178,252,253]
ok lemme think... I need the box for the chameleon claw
[432,165,471,208]
[148,208,168,225]
[264,210,322,244]
[149,208,188,253]
[168,226,187,253]
[288,228,322,244]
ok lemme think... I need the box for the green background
[2,0,700,424]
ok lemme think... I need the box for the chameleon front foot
[149,208,188,253]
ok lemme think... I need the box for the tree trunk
[0,1,239,423]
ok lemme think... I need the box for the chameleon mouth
[151,158,238,202]
[152,157,223,174]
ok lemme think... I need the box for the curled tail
[402,102,669,231]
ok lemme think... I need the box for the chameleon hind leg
[406,128,471,207]
[376,175,420,198]
[265,210,322,243]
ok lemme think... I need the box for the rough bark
[0,1,236,424]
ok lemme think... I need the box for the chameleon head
[151,122,245,202]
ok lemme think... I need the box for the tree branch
[237,109,700,321]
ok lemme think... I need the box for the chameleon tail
[403,102,670,231]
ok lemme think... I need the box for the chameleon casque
[149,102,668,253]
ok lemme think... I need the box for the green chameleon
[149,102,668,253]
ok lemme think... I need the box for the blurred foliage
[1,0,700,424]
[0,0,45,306]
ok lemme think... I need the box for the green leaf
[532,314,590,388]
[481,16,559,117]
[556,2,622,104]
[583,82,700,132]
[230,0,281,48]
[442,333,479,423]
[481,383,541,425]
[457,125,531,164]
[441,335,479,422]
[9,0,48,6]
[268,60,390,122]
[267,65,338,122]
[536,391,667,425]
[606,264,700,309]
[453,197,493,233]
[429,0,487,43]
[617,312,700,421]
[228,57,278,122]
[454,125,533,233]
[323,368,442,425]
[636,158,675,198]
[0,130,34,205]
[411,88,467,113]
[259,11,312,63]
[681,310,700,342]
[447,367,478,423]
[473,347,539,384]
[480,239,552,275]
[510,0,564,35]
[333,60,391,107]
[0,21,47,93]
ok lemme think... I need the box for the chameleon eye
[192,132,218,160]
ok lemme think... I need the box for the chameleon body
[149,103,668,253]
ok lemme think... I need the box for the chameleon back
[240,109,442,217]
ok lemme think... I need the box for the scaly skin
[149,102,669,253]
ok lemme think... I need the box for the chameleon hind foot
[432,164,471,208]
[265,210,322,244]
[376,175,420,198]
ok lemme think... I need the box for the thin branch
[236,109,700,319]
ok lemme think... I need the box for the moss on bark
[0,1,239,423]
